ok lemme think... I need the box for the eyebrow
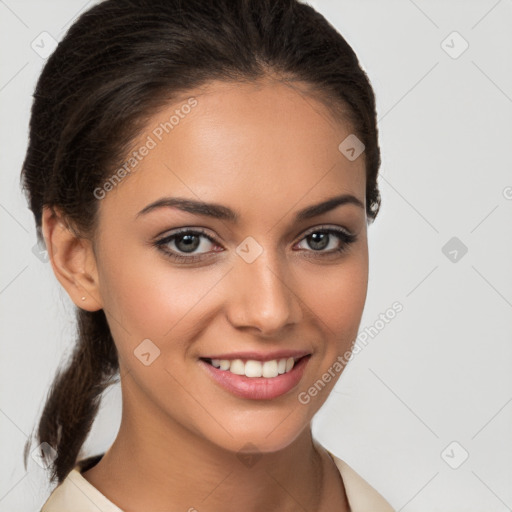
[136,193,364,223]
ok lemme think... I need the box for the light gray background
[1,1,511,510]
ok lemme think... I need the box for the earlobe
[41,206,103,312]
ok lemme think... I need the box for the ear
[41,206,103,311]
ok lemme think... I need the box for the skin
[42,77,369,512]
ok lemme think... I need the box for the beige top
[40,451,394,511]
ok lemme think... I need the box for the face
[89,79,368,454]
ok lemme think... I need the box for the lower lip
[199,356,311,400]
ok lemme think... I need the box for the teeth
[245,360,262,377]
[208,357,297,378]
[262,360,278,378]
[230,359,245,375]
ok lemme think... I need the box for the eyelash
[153,226,357,264]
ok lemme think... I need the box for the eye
[154,228,221,263]
[295,226,357,256]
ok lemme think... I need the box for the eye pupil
[308,232,329,250]
[176,234,200,253]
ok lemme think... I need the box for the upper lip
[200,350,311,362]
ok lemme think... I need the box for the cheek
[96,243,226,355]
[295,252,368,404]
[323,268,367,330]
[307,249,368,344]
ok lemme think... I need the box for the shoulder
[40,455,123,512]
[328,451,395,512]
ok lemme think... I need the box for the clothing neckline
[54,449,393,511]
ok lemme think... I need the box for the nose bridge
[228,240,302,334]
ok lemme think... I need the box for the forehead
[98,79,366,226]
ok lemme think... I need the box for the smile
[199,354,312,400]
[203,357,299,378]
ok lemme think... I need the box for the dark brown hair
[21,0,382,485]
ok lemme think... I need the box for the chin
[196,406,315,456]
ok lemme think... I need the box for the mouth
[199,353,312,400]
[200,355,307,378]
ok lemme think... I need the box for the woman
[21,0,394,510]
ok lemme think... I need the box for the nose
[226,250,303,337]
